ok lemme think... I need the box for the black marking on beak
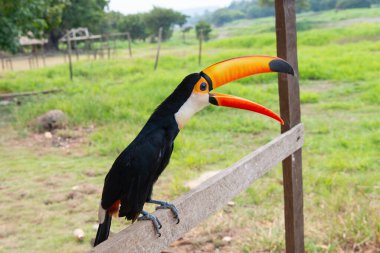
[200,71,213,90]
[269,60,294,76]
[209,94,218,105]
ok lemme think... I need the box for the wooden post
[41,43,46,67]
[67,33,73,81]
[274,1,304,253]
[107,43,111,59]
[198,29,203,66]
[7,58,13,71]
[127,32,132,57]
[154,27,163,71]
[35,54,39,68]
[74,40,79,61]
[1,56,4,70]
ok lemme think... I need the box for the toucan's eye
[200,82,207,91]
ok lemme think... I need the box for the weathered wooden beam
[90,123,304,253]
[0,89,62,100]
[275,1,305,253]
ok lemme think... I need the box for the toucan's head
[164,55,294,129]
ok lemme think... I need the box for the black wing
[100,127,174,220]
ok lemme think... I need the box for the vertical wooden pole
[8,58,13,71]
[74,40,79,61]
[35,54,39,68]
[28,58,32,69]
[41,43,46,67]
[154,27,163,71]
[127,32,132,57]
[275,1,304,253]
[1,56,4,70]
[198,29,203,66]
[107,44,111,59]
[67,33,73,81]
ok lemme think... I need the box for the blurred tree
[0,0,47,53]
[100,11,125,34]
[246,5,274,18]
[211,8,245,26]
[259,0,310,12]
[45,0,109,50]
[118,14,148,41]
[181,26,193,43]
[43,0,69,50]
[144,7,187,41]
[310,0,337,11]
[195,21,212,41]
[336,0,371,9]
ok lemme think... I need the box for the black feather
[94,213,112,246]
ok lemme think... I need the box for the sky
[108,0,234,15]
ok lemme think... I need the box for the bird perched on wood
[94,55,294,246]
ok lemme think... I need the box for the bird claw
[138,210,162,236]
[152,200,180,224]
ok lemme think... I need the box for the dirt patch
[83,169,104,178]
[71,183,100,195]
[0,224,17,239]
[164,227,244,253]
[3,125,95,157]
[44,183,100,205]
[42,174,72,188]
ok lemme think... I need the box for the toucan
[94,55,294,246]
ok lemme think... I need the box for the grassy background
[0,7,379,253]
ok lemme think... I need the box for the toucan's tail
[94,211,112,247]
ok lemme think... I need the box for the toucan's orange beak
[200,55,294,125]
[209,93,284,125]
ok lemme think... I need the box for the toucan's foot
[147,199,180,224]
[138,210,162,237]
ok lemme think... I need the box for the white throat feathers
[174,93,209,129]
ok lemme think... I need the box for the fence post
[41,42,46,67]
[198,29,203,66]
[67,33,73,81]
[154,27,163,71]
[127,32,132,57]
[275,1,304,253]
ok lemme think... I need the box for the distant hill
[198,0,375,27]
[181,6,220,26]
[181,6,220,17]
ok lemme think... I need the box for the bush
[336,0,371,9]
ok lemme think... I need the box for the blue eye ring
[200,82,207,91]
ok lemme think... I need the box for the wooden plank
[90,124,304,253]
[274,1,305,253]
[0,89,62,100]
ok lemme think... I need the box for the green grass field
[0,7,379,253]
